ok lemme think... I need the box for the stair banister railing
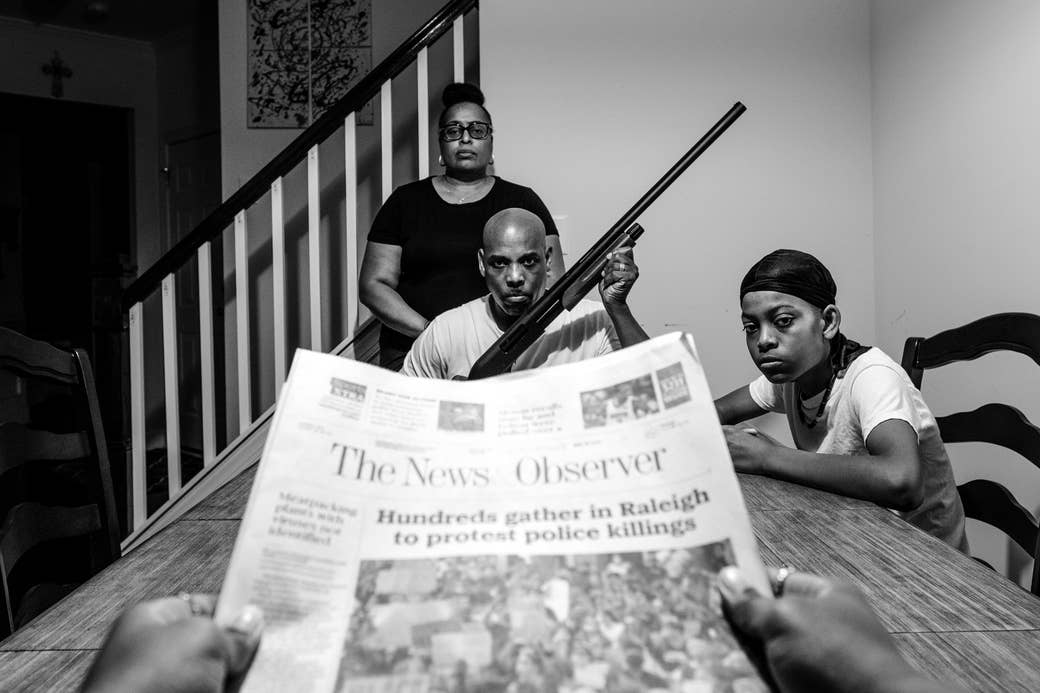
[122,0,477,545]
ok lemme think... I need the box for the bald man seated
[401,208,649,379]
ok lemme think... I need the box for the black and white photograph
[438,400,486,432]
[336,542,764,693]
[655,364,691,411]
[580,376,661,429]
[1,0,1037,689]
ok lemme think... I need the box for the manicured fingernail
[717,566,748,602]
[228,604,264,641]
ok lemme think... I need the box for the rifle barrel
[467,102,747,379]
[607,102,746,242]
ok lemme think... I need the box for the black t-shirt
[368,176,559,361]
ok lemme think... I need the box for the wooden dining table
[2,466,1039,692]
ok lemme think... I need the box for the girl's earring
[438,155,445,167]
[490,156,495,165]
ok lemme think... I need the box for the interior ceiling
[0,0,209,41]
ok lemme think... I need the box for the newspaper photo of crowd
[335,541,766,693]
[438,400,486,432]
[580,375,661,429]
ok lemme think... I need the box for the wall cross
[42,51,73,98]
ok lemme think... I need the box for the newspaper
[216,332,772,693]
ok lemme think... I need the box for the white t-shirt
[748,347,968,552]
[401,296,620,380]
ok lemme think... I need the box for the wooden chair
[901,312,1040,595]
[0,327,121,637]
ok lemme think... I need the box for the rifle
[467,102,747,379]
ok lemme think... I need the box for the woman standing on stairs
[359,83,565,370]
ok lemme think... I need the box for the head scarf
[740,249,869,375]
[739,249,836,309]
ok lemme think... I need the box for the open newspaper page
[216,332,772,693]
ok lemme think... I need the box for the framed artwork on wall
[247,0,373,128]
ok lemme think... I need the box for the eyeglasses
[439,121,493,142]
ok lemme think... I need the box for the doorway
[0,91,134,530]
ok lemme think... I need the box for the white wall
[872,0,1040,579]
[482,0,876,441]
[0,17,160,270]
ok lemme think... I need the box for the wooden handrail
[123,0,478,310]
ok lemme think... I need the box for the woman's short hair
[439,82,490,126]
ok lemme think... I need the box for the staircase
[119,0,478,553]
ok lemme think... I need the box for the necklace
[797,374,836,429]
[796,337,870,429]
[796,340,845,429]
[440,176,489,204]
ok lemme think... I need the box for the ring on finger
[178,592,206,617]
[773,566,792,597]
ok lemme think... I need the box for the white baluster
[308,146,322,351]
[161,274,182,494]
[234,211,252,432]
[418,46,430,178]
[198,241,216,466]
[381,80,392,203]
[272,178,287,392]
[453,16,465,82]
[345,113,359,338]
[128,302,146,529]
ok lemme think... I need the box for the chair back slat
[913,312,1040,372]
[0,502,102,573]
[937,404,1040,469]
[958,480,1038,556]
[0,423,92,476]
[0,331,78,385]
[25,430,91,462]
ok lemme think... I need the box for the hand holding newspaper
[216,332,772,692]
